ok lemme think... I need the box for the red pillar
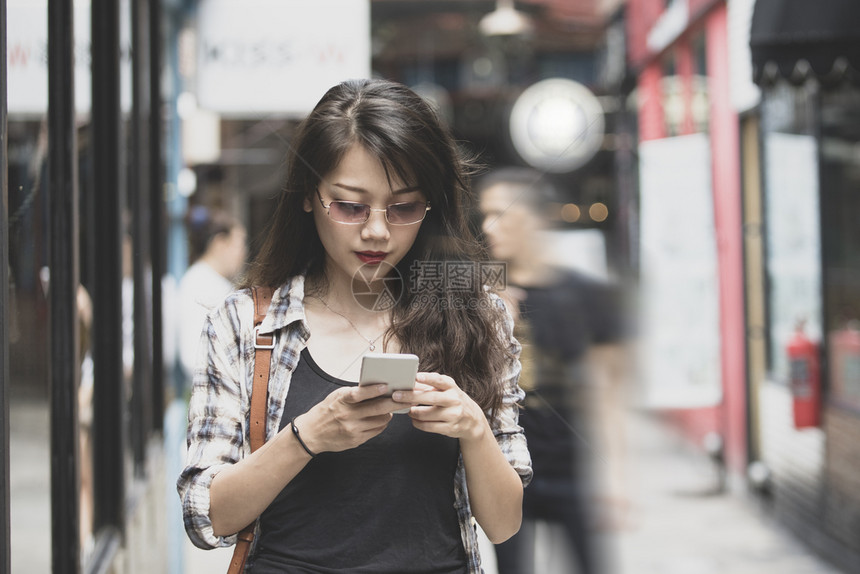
[706,4,747,473]
[638,63,665,142]
[676,40,697,136]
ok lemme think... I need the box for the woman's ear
[303,196,313,213]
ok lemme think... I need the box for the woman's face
[304,144,426,288]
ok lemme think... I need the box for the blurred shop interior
[179,0,635,280]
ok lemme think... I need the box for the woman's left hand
[398,372,523,544]
[393,372,488,441]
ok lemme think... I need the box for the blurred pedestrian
[478,167,627,574]
[177,79,532,573]
[177,206,248,386]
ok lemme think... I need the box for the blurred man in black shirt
[478,168,628,574]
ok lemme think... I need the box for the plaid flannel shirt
[177,274,533,573]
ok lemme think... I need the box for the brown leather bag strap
[249,286,274,452]
[226,537,252,574]
[227,285,275,574]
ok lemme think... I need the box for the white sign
[647,0,689,54]
[195,0,371,116]
[6,0,132,117]
[728,0,761,112]
[638,134,722,408]
[508,78,605,173]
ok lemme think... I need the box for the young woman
[178,79,532,573]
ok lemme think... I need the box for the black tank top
[250,348,467,574]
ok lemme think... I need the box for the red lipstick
[356,251,387,264]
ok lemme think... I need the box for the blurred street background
[4,0,860,572]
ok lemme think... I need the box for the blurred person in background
[478,167,628,574]
[167,206,247,574]
[178,206,248,387]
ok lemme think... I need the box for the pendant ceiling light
[479,0,534,37]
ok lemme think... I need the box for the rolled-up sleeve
[177,298,249,549]
[489,293,533,487]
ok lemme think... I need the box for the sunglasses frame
[315,189,431,225]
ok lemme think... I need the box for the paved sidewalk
[605,411,843,574]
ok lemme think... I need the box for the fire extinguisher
[786,321,821,428]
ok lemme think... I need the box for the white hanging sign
[638,133,723,409]
[6,0,132,117]
[195,0,371,116]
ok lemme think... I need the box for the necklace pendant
[369,343,376,352]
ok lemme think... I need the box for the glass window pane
[761,82,823,382]
[7,0,51,570]
[821,87,860,410]
[75,0,95,560]
[119,0,138,476]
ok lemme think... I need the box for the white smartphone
[359,353,419,414]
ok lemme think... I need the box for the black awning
[750,0,860,86]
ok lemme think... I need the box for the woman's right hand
[210,382,395,537]
[294,383,398,453]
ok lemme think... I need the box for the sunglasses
[316,189,431,225]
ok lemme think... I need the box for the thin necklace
[310,295,389,352]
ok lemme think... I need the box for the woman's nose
[361,209,391,241]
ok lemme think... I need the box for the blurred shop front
[3,0,170,572]
[625,0,860,570]
[625,0,748,474]
[747,0,860,570]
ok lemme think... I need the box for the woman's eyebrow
[331,182,421,195]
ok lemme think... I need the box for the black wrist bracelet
[290,416,317,458]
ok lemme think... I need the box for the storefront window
[119,0,137,482]
[7,1,52,571]
[820,85,860,411]
[5,0,168,568]
[75,0,95,559]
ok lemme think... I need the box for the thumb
[343,383,389,404]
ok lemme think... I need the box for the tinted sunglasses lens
[387,202,426,224]
[329,201,369,223]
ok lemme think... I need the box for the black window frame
[47,0,82,571]
[87,0,166,568]
[0,0,10,571]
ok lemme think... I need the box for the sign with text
[638,134,722,409]
[6,0,131,116]
[196,0,370,116]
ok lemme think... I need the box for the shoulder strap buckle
[254,325,275,350]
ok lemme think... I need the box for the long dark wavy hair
[244,79,513,415]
